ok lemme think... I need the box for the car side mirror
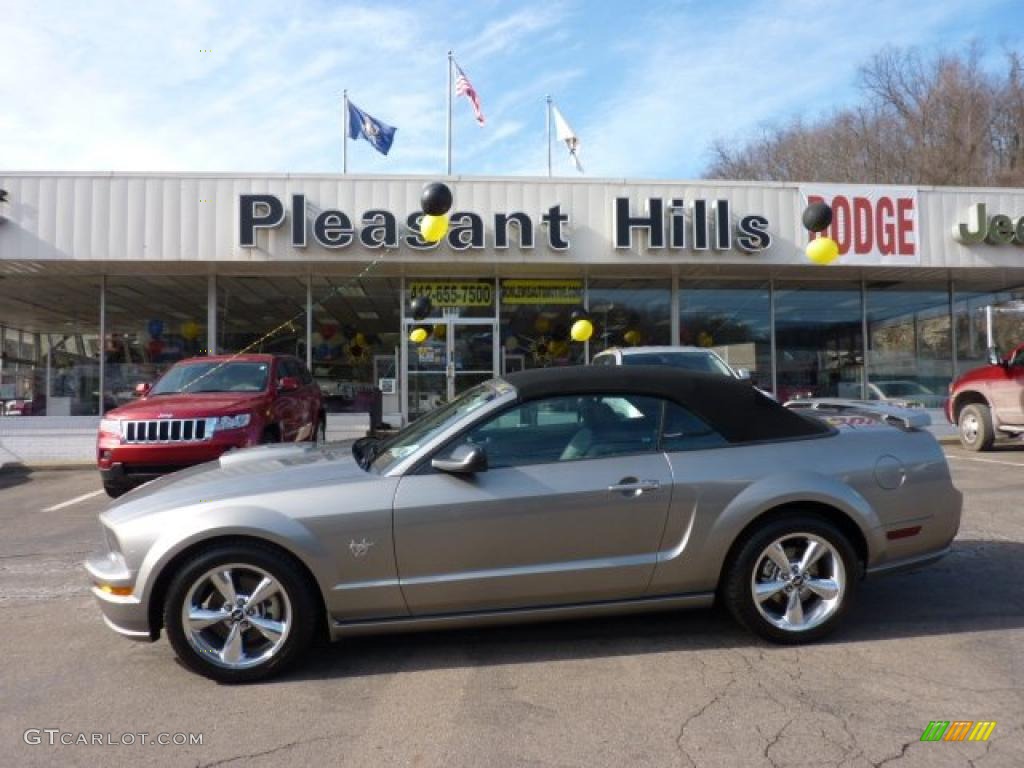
[134,381,152,397]
[986,347,1005,367]
[735,368,752,381]
[432,443,488,475]
[278,376,300,392]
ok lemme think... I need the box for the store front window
[499,279,585,373]
[954,282,1024,371]
[103,276,210,411]
[679,279,772,392]
[313,276,402,426]
[588,279,671,355]
[866,281,952,410]
[216,276,306,358]
[774,281,863,401]
[0,276,100,416]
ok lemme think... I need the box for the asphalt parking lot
[1,446,1022,768]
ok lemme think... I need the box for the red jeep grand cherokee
[97,354,324,497]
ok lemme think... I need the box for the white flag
[551,103,583,173]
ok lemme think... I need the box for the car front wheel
[722,515,859,644]
[163,542,316,683]
[958,403,995,452]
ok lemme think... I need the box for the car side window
[592,354,616,366]
[277,358,298,383]
[660,402,728,452]
[460,393,661,469]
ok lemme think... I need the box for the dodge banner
[799,185,919,265]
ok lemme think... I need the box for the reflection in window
[465,394,661,467]
[866,282,951,409]
[217,276,305,357]
[588,279,671,355]
[953,283,1024,370]
[313,276,402,425]
[0,277,100,416]
[774,281,863,401]
[500,279,584,372]
[679,280,771,392]
[103,276,209,411]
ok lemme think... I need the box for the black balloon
[421,182,453,216]
[410,295,432,320]
[802,201,833,233]
[569,306,589,323]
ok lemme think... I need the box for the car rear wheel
[958,403,994,452]
[722,515,859,644]
[163,543,316,683]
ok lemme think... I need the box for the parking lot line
[945,454,1024,467]
[41,489,104,512]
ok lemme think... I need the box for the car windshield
[368,381,504,474]
[623,351,733,377]
[149,361,270,394]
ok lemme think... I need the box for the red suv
[946,343,1024,451]
[97,354,324,497]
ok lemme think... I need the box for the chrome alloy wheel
[960,412,979,444]
[181,563,292,670]
[750,533,846,633]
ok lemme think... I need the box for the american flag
[454,62,485,126]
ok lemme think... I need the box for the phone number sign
[408,282,494,307]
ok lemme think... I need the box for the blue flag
[346,100,396,156]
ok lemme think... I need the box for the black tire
[958,403,995,452]
[163,542,317,683]
[102,480,129,499]
[722,514,860,644]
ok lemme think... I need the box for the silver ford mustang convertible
[86,366,961,682]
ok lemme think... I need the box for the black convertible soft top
[503,365,830,443]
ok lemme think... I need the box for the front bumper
[97,426,260,488]
[84,552,155,642]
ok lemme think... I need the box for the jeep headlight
[216,413,251,431]
[99,418,121,437]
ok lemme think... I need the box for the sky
[2,0,1022,180]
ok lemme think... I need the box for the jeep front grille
[121,418,217,444]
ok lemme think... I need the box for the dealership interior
[2,268,1023,424]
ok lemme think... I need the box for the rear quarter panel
[650,425,960,594]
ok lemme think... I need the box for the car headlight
[215,413,252,431]
[99,418,121,437]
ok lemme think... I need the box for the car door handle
[608,479,660,495]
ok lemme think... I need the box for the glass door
[405,317,497,422]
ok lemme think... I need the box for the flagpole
[446,51,453,175]
[546,95,552,178]
[342,90,349,174]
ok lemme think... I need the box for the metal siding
[1,173,1024,272]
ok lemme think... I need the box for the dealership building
[1,171,1023,460]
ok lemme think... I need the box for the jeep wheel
[958,403,994,452]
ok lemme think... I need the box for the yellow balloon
[533,315,551,334]
[420,214,449,243]
[409,327,428,344]
[806,236,840,265]
[181,320,201,340]
[355,332,367,346]
[623,329,641,346]
[432,323,446,339]
[570,318,594,342]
